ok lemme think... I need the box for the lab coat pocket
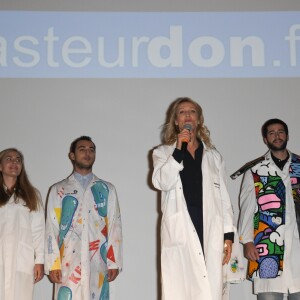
[161,212,186,248]
[17,241,35,275]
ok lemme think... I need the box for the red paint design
[107,245,116,263]
[69,265,81,284]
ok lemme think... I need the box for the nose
[84,149,93,156]
[274,131,281,137]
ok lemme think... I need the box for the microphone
[181,124,192,152]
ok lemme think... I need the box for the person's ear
[263,137,268,145]
[69,152,75,161]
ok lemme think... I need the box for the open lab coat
[0,195,45,300]
[152,143,235,300]
[45,174,122,300]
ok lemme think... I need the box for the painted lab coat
[0,194,45,300]
[45,174,122,300]
[238,150,300,294]
[152,143,235,300]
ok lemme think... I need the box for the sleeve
[219,155,234,234]
[30,192,45,264]
[107,184,123,271]
[172,148,184,163]
[238,170,257,244]
[44,185,62,274]
[224,232,234,242]
[152,145,184,192]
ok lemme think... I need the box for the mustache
[273,138,285,143]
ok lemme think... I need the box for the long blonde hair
[161,97,213,148]
[0,148,40,211]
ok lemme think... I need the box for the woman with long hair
[152,97,235,300]
[0,148,45,300]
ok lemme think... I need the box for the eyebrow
[268,129,285,133]
[77,145,95,149]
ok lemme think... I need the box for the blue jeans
[258,292,300,300]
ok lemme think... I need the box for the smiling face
[0,150,23,180]
[174,101,199,132]
[69,139,96,173]
[264,123,288,152]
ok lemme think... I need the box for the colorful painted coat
[0,194,45,300]
[152,143,236,300]
[45,174,122,300]
[239,151,300,294]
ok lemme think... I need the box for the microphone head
[183,124,192,131]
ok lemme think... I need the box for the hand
[222,240,232,265]
[49,269,62,283]
[243,242,259,261]
[34,264,44,283]
[107,269,119,282]
[176,128,191,150]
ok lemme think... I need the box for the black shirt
[173,144,204,246]
[173,143,234,251]
[271,152,290,170]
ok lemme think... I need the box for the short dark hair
[69,136,96,153]
[261,119,289,138]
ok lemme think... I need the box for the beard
[74,160,94,170]
[266,139,288,152]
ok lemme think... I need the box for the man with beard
[238,119,300,300]
[45,136,123,300]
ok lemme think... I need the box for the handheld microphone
[181,124,192,152]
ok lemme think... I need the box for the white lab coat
[152,143,235,300]
[45,174,122,300]
[0,194,45,300]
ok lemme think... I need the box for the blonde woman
[152,97,234,300]
[0,148,45,300]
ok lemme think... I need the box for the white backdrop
[1,1,300,300]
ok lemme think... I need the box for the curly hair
[0,148,40,211]
[161,97,213,148]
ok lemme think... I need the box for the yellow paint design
[98,272,104,288]
[51,256,61,270]
[54,208,62,224]
[60,243,65,260]
[254,181,263,190]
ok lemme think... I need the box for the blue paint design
[58,286,72,300]
[100,242,108,264]
[91,181,109,218]
[99,273,109,300]
[58,195,78,248]
[259,257,279,278]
